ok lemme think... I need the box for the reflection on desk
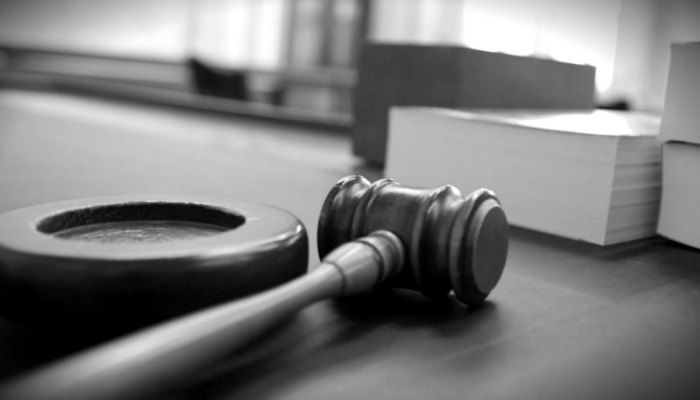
[0,89,699,400]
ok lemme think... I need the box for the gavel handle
[0,231,404,400]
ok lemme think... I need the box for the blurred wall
[607,0,700,112]
[0,0,190,60]
[1,0,699,113]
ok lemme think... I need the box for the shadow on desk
[181,291,500,400]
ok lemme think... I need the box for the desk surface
[1,89,699,400]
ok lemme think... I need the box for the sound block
[0,196,308,337]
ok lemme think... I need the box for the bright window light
[460,0,622,93]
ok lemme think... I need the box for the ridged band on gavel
[318,175,509,305]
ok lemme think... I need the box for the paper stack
[657,42,700,249]
[385,108,662,245]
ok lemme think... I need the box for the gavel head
[318,175,509,306]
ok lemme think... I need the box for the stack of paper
[386,107,661,245]
[657,42,700,249]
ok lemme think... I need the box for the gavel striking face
[0,176,509,400]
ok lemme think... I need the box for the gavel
[0,175,509,400]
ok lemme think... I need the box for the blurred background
[0,0,699,128]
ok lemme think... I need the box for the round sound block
[0,196,308,336]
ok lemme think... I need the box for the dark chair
[187,58,248,101]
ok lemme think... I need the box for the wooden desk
[1,89,699,400]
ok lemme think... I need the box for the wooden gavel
[0,176,509,400]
